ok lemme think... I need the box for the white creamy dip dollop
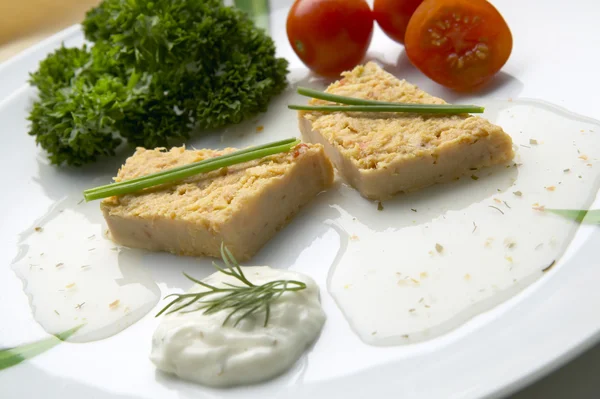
[150,266,325,387]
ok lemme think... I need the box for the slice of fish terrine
[298,62,514,200]
[101,143,333,261]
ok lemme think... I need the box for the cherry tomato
[404,0,513,90]
[373,0,424,44]
[286,0,374,78]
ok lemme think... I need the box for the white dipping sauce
[212,95,600,346]
[11,203,160,342]
[327,99,600,345]
[150,266,325,387]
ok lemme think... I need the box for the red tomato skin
[404,0,513,90]
[373,0,424,44]
[286,0,374,78]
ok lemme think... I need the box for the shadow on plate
[142,188,345,291]
[153,348,309,398]
[0,363,142,399]
[363,50,525,103]
[330,162,519,233]
[32,155,124,202]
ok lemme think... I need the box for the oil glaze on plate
[2,1,600,399]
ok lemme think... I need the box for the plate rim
[2,23,600,399]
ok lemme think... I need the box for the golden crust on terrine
[101,143,334,261]
[298,62,514,200]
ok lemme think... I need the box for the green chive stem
[294,86,484,114]
[297,86,403,106]
[288,104,484,114]
[83,138,300,201]
[85,138,297,196]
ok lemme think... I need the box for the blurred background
[0,0,101,61]
[0,0,266,62]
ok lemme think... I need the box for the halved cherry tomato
[373,0,423,44]
[286,0,374,78]
[404,0,513,90]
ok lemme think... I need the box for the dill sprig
[156,244,306,327]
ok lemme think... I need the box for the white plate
[2,1,600,398]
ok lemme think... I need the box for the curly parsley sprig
[28,0,289,166]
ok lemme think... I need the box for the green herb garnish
[288,104,484,114]
[0,324,83,371]
[156,244,306,327]
[545,209,600,224]
[83,138,299,201]
[28,0,288,166]
[289,86,484,114]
